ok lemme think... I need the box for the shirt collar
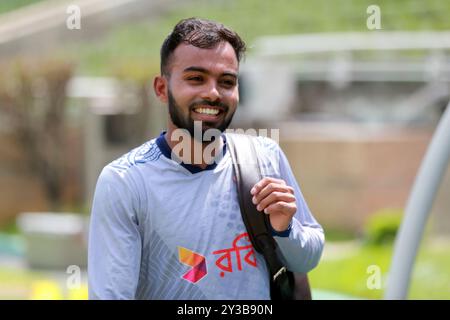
[155,131,227,174]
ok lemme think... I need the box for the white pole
[385,101,450,299]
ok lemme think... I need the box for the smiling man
[88,17,324,300]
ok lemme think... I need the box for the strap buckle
[273,266,287,282]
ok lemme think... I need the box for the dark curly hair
[160,17,246,76]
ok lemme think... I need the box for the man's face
[162,42,239,139]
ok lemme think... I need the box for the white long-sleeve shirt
[88,132,324,299]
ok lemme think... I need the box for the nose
[200,81,221,102]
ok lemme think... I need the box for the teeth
[194,107,220,115]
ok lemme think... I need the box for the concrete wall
[279,122,449,234]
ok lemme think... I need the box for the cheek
[170,85,197,106]
[224,89,239,106]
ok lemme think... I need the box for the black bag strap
[226,133,295,300]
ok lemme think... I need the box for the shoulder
[225,132,280,153]
[252,135,280,153]
[97,139,162,190]
[225,133,282,175]
[108,139,162,173]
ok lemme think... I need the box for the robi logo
[177,246,208,283]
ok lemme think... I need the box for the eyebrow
[183,66,237,79]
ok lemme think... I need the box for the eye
[187,76,203,82]
[220,79,236,88]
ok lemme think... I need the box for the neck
[165,126,223,169]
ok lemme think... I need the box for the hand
[250,177,297,232]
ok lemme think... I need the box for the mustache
[189,100,229,112]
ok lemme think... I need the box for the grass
[0,231,88,299]
[0,267,88,299]
[309,238,450,299]
[56,0,450,75]
[309,242,392,299]
[0,0,44,15]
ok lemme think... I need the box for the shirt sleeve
[88,166,142,299]
[273,144,325,274]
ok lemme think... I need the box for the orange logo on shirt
[178,246,207,283]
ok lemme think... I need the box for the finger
[255,192,296,212]
[263,201,297,216]
[250,177,286,195]
[252,183,294,205]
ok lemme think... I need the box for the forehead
[169,42,239,75]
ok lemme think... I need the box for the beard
[167,87,236,142]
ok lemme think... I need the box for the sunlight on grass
[0,267,88,300]
[310,238,450,299]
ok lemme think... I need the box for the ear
[153,75,168,103]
